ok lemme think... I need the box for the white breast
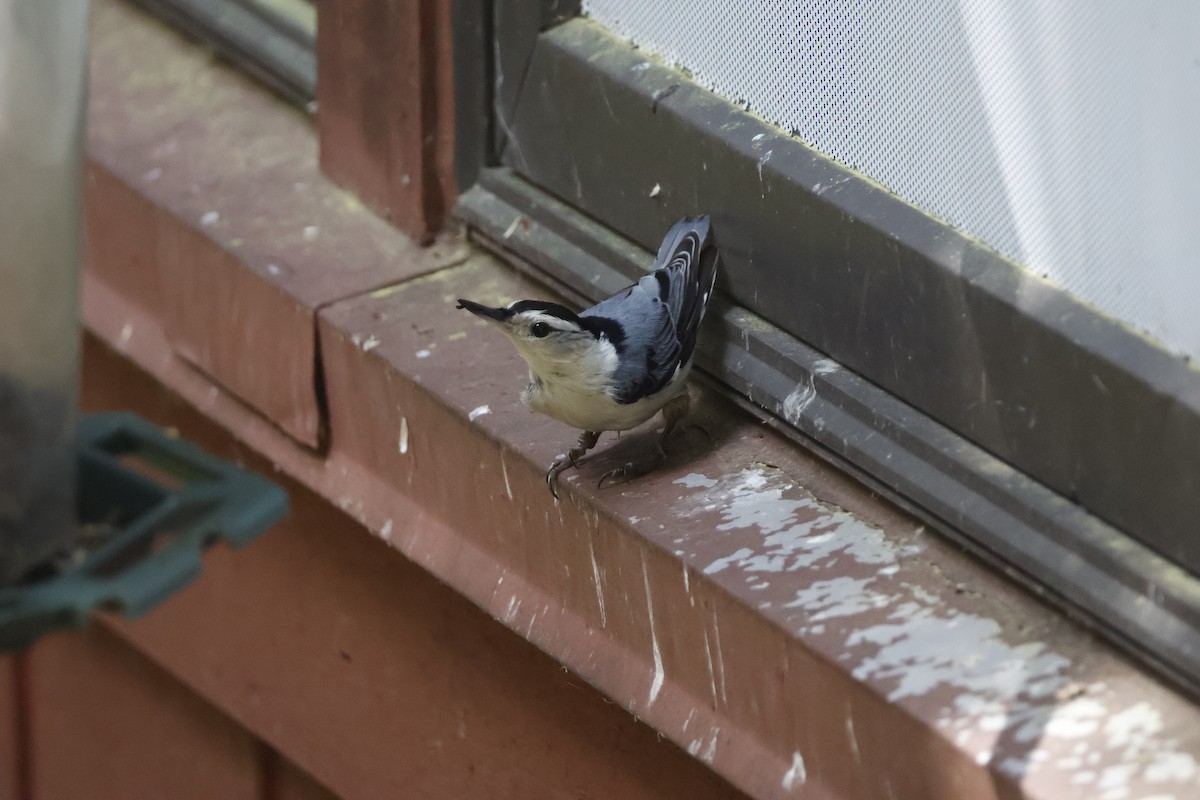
[518,342,690,432]
[520,359,691,431]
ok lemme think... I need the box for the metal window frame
[130,0,316,110]
[452,1,1200,697]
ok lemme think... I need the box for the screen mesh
[582,1,1200,362]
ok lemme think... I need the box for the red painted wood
[25,627,260,800]
[316,0,456,241]
[268,752,341,800]
[0,655,22,800]
[81,335,747,800]
[86,0,467,448]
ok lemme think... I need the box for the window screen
[583,0,1200,362]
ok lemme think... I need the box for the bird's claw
[545,431,601,500]
[683,421,713,445]
[597,463,636,490]
[546,454,572,500]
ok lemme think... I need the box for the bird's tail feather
[654,215,719,361]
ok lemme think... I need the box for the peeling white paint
[361,334,381,352]
[671,461,1200,798]
[642,556,665,705]
[785,576,893,621]
[674,473,717,489]
[781,750,807,790]
[849,605,1070,703]
[1146,751,1197,783]
[703,547,754,575]
[468,404,491,421]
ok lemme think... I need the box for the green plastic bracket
[0,412,288,651]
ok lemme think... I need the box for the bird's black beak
[456,298,512,322]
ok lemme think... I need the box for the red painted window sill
[73,3,1200,799]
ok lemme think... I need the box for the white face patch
[511,310,584,340]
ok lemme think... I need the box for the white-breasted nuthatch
[457,216,719,498]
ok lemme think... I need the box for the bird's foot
[546,454,574,500]
[597,442,667,491]
[546,430,601,500]
[680,421,713,445]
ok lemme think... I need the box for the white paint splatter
[398,416,409,455]
[302,225,319,241]
[846,710,861,765]
[781,378,817,425]
[415,349,432,359]
[781,751,807,790]
[468,404,491,421]
[813,358,841,375]
[701,625,719,706]
[142,166,162,183]
[642,556,664,705]
[200,210,219,226]
[361,334,381,352]
[710,611,728,705]
[499,452,512,500]
[756,149,773,182]
[700,729,718,763]
[588,538,607,628]
[379,519,393,542]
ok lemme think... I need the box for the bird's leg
[599,391,691,490]
[658,389,691,443]
[547,430,601,499]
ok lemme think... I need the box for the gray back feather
[583,216,719,404]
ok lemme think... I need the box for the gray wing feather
[583,216,719,404]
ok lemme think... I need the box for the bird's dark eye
[530,321,551,338]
